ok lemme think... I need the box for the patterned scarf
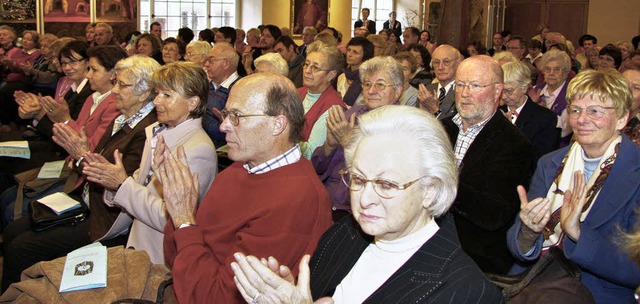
[542,136,621,248]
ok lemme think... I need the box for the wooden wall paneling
[505,2,545,40]
[438,0,471,48]
[545,2,588,44]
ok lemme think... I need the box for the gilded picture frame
[290,0,329,37]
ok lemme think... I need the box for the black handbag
[29,199,89,232]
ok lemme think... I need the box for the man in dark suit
[442,55,533,274]
[417,44,462,121]
[383,11,402,39]
[353,8,376,35]
[487,32,506,56]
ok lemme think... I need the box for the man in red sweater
[157,72,333,303]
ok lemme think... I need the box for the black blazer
[501,97,560,165]
[382,20,402,39]
[442,112,532,274]
[354,19,376,35]
[310,214,504,303]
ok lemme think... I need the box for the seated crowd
[0,16,639,304]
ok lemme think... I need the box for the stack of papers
[0,141,30,159]
[37,192,82,215]
[59,243,108,292]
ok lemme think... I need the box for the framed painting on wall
[96,0,135,22]
[43,0,91,22]
[96,0,137,45]
[291,0,328,36]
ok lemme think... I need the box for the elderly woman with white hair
[2,54,155,291]
[501,61,559,164]
[184,40,212,68]
[312,56,403,221]
[254,52,289,76]
[231,106,503,303]
[534,49,573,146]
[297,41,346,158]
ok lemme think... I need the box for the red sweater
[164,159,333,304]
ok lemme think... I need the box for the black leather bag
[29,200,88,232]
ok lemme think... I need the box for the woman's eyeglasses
[338,168,425,199]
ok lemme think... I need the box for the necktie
[511,111,518,124]
[438,87,446,102]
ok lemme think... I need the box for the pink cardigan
[67,92,120,151]
[5,48,42,82]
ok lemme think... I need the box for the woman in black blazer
[231,106,503,303]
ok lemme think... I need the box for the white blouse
[331,219,440,304]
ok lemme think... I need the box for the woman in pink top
[0,30,42,131]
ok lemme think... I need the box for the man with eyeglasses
[202,42,241,148]
[159,72,332,303]
[298,26,317,57]
[93,23,117,46]
[417,44,461,120]
[440,55,532,274]
[507,35,538,84]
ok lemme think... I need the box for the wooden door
[505,0,588,45]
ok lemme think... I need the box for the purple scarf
[342,68,362,106]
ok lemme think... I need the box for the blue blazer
[507,136,640,303]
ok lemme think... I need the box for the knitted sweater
[164,159,333,304]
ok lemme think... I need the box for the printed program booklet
[59,243,107,292]
[37,192,82,215]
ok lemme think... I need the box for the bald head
[545,32,566,49]
[222,73,304,165]
[459,55,504,83]
[213,42,239,68]
[205,42,239,83]
[235,73,303,143]
[431,44,463,85]
[455,55,504,129]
